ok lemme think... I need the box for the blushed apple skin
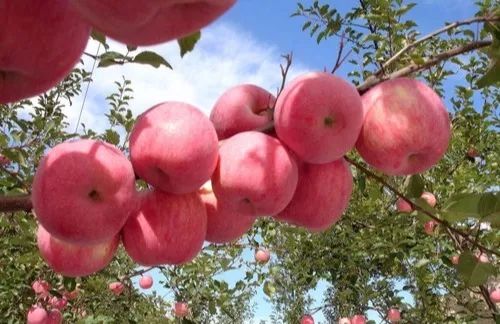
[32,139,138,245]
[490,289,500,303]
[356,78,451,175]
[396,198,413,213]
[351,315,366,324]
[338,317,351,324]
[274,158,353,232]
[387,308,401,322]
[199,186,256,244]
[0,1,90,104]
[130,102,219,194]
[122,190,207,266]
[37,225,119,278]
[69,0,235,46]
[47,309,63,324]
[174,302,189,317]
[274,72,364,164]
[139,275,153,289]
[108,282,125,295]
[27,306,47,324]
[210,84,275,139]
[255,249,271,264]
[421,191,437,207]
[300,314,314,324]
[212,131,298,216]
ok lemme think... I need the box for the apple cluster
[0,0,235,104]
[31,71,451,279]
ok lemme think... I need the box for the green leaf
[90,30,108,50]
[442,193,481,222]
[63,277,77,292]
[478,192,500,217]
[177,31,201,58]
[405,175,424,198]
[263,281,276,297]
[476,60,500,88]
[457,251,495,287]
[104,129,120,145]
[132,51,172,69]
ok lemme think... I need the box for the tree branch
[0,194,32,213]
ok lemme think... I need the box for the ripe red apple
[490,289,500,303]
[274,158,352,231]
[130,102,218,194]
[356,78,451,175]
[174,302,189,318]
[396,198,413,213]
[32,139,137,245]
[47,309,63,324]
[199,182,256,243]
[300,314,314,324]
[338,318,351,324]
[351,314,366,324]
[212,131,298,216]
[421,192,437,207]
[37,225,119,277]
[108,281,125,295]
[32,279,51,298]
[475,251,490,263]
[255,248,271,264]
[27,306,47,324]
[387,308,401,322]
[274,72,363,164]
[49,296,68,310]
[122,189,207,266]
[467,148,479,158]
[0,1,90,104]
[139,275,153,289]
[63,289,79,301]
[69,0,235,46]
[210,84,275,139]
[424,220,438,235]
[451,255,460,265]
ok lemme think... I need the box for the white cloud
[66,22,309,133]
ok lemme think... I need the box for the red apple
[351,315,366,324]
[300,314,314,324]
[210,84,275,139]
[212,131,298,216]
[396,198,413,213]
[62,289,79,301]
[32,139,137,245]
[356,78,451,175]
[255,248,271,264]
[122,189,207,266]
[274,72,363,164]
[69,0,235,46]
[47,309,63,324]
[130,102,218,194]
[475,251,490,263]
[451,255,460,265]
[32,279,51,298]
[467,148,479,158]
[421,192,437,207]
[49,296,68,310]
[108,281,125,295]
[0,154,10,166]
[0,1,90,104]
[27,306,47,324]
[174,302,189,318]
[37,225,119,277]
[490,289,500,303]
[274,158,352,231]
[338,318,351,324]
[424,220,438,235]
[387,308,401,322]
[139,275,153,289]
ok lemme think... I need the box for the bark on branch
[0,194,32,213]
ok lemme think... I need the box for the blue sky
[71,1,478,323]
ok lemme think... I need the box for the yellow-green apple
[351,315,366,324]
[199,181,256,243]
[356,78,451,175]
[255,248,271,264]
[212,131,298,216]
[139,275,153,289]
[339,318,351,324]
[0,1,90,104]
[27,305,47,324]
[274,72,363,164]
[490,289,500,303]
[300,314,314,324]
[108,282,125,295]
[32,279,51,298]
[174,302,189,318]
[47,309,63,324]
[274,158,352,231]
[130,102,218,194]
[69,0,235,46]
[387,308,401,322]
[122,189,207,266]
[396,198,413,213]
[210,84,275,139]
[421,192,437,207]
[424,220,438,235]
[37,225,119,277]
[32,139,137,244]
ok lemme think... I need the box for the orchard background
[0,1,499,323]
